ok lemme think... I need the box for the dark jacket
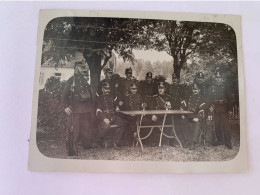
[61,74,92,113]
[96,94,119,122]
[206,82,232,113]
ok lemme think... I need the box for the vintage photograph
[29,10,247,172]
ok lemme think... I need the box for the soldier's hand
[141,103,147,109]
[115,106,120,112]
[119,101,123,106]
[209,106,214,113]
[181,115,185,119]
[65,107,72,115]
[193,118,199,122]
[103,118,110,125]
[152,115,157,121]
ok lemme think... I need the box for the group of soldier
[62,61,235,155]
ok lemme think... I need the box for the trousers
[72,112,94,145]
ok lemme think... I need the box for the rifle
[65,75,78,156]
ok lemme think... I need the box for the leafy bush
[37,77,69,137]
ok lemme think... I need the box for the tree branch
[101,49,112,70]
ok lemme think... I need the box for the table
[119,110,193,151]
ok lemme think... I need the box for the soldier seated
[181,83,206,150]
[119,83,146,146]
[96,82,127,149]
[145,82,172,146]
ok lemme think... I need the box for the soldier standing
[96,82,127,149]
[138,72,157,109]
[168,73,188,147]
[117,67,136,100]
[207,70,233,149]
[97,67,117,98]
[181,83,206,150]
[62,61,94,153]
[194,72,210,100]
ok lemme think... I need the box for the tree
[139,20,202,78]
[42,17,145,94]
[140,20,237,80]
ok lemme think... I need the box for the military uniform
[117,67,137,100]
[138,72,157,110]
[97,68,119,98]
[181,84,206,149]
[62,70,93,149]
[207,72,233,148]
[146,82,172,145]
[97,79,118,98]
[168,73,188,146]
[96,83,127,148]
[121,83,145,145]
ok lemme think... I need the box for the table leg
[172,115,183,148]
[159,114,167,147]
[137,114,144,152]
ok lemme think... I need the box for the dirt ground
[36,120,240,162]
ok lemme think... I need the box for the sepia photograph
[29,10,247,173]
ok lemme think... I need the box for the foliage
[42,17,238,96]
[37,77,69,135]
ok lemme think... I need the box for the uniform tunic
[168,83,187,109]
[196,81,210,101]
[138,81,157,109]
[181,93,206,144]
[206,82,232,146]
[121,93,144,145]
[96,94,127,144]
[123,93,143,111]
[117,77,136,100]
[62,74,92,113]
[61,74,93,145]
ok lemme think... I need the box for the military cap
[154,75,166,83]
[102,82,110,89]
[196,72,204,78]
[130,83,138,89]
[172,73,178,79]
[74,60,88,69]
[158,82,165,89]
[104,67,113,74]
[146,72,153,78]
[125,67,132,74]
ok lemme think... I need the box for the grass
[36,120,240,162]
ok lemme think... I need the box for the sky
[116,49,173,63]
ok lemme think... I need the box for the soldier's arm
[96,97,106,121]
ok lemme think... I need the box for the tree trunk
[84,53,102,98]
[173,55,181,79]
